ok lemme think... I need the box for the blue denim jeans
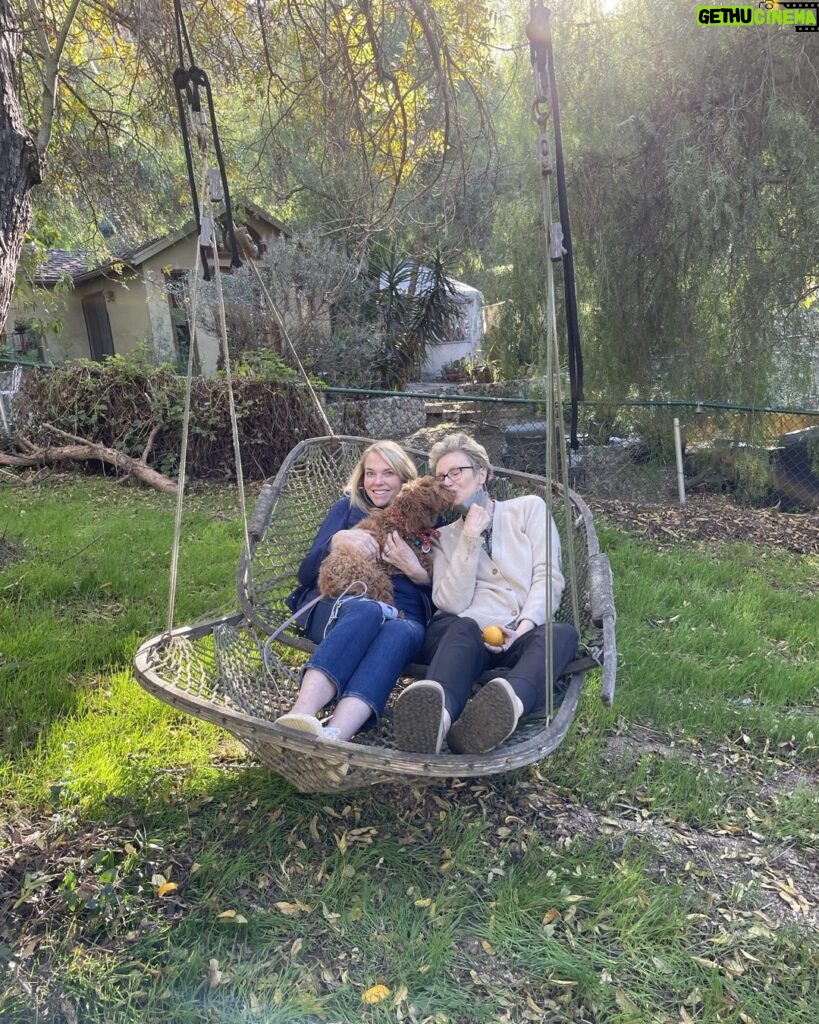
[305,598,425,725]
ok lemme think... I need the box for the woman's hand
[381,530,429,583]
[331,528,379,559]
[483,619,535,653]
[462,502,492,538]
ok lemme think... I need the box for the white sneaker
[276,712,324,737]
[277,714,350,784]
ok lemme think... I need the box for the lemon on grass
[482,625,504,646]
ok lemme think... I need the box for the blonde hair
[428,432,492,480]
[346,440,418,512]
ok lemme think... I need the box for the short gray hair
[428,432,491,479]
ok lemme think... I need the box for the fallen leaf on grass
[615,989,640,1014]
[722,957,745,978]
[217,909,248,923]
[361,984,390,1005]
[206,958,227,989]
[275,900,311,916]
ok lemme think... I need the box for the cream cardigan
[431,494,564,631]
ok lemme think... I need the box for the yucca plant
[366,242,463,387]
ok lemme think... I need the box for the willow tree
[561,0,819,403]
[2,0,499,337]
[233,0,498,249]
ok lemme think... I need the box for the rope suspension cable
[166,158,209,634]
[527,1,584,450]
[173,3,331,435]
[167,0,252,630]
[527,2,583,714]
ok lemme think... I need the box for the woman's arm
[518,503,564,625]
[431,526,483,613]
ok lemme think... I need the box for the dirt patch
[588,493,819,556]
[0,532,20,567]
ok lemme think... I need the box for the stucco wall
[420,287,486,380]
[13,209,289,372]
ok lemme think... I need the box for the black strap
[172,0,243,280]
[527,3,584,448]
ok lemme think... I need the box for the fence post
[673,417,686,508]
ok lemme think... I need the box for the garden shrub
[16,357,324,481]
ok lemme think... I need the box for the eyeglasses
[434,465,475,484]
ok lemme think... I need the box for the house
[377,264,485,380]
[419,276,486,381]
[6,203,290,375]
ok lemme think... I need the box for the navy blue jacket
[286,496,433,626]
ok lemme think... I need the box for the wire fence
[3,363,818,510]
[325,387,819,512]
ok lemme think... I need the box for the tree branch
[1,423,178,493]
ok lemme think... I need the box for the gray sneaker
[393,680,446,754]
[447,678,521,754]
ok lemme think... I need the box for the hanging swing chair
[133,1,617,793]
[134,434,616,792]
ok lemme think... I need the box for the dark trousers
[419,614,579,720]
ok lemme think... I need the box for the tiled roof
[33,245,137,285]
[32,202,290,285]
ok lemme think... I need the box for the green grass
[1,476,817,1023]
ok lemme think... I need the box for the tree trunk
[0,1,42,336]
[0,436,178,493]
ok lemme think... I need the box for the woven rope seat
[134,435,616,793]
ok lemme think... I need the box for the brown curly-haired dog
[318,475,453,605]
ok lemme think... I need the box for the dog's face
[392,475,455,527]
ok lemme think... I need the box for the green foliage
[10,0,817,405]
[554,0,819,402]
[686,443,775,506]
[204,234,463,388]
[365,242,463,388]
[299,326,386,389]
[17,355,322,480]
[483,212,553,379]
[234,349,297,381]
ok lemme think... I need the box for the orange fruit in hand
[482,625,505,646]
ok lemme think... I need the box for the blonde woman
[278,441,433,742]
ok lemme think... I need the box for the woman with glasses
[277,441,434,745]
[393,432,579,755]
